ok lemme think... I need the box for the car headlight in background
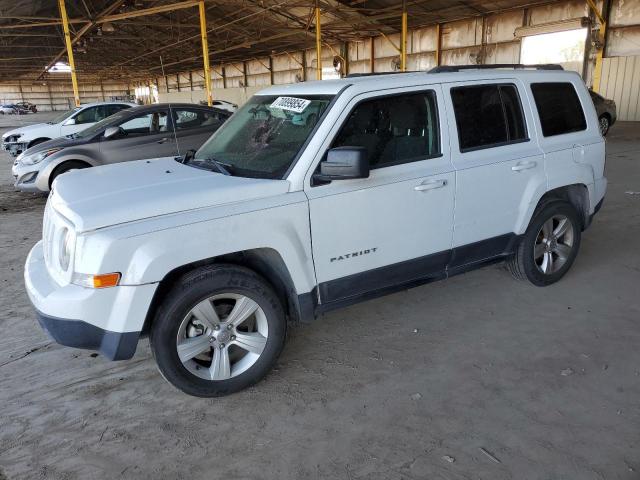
[20,148,62,166]
[58,227,72,271]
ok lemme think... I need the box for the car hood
[2,122,57,141]
[24,135,85,154]
[50,157,291,232]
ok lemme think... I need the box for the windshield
[49,108,80,124]
[193,94,333,179]
[70,110,132,139]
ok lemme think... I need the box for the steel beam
[58,0,80,107]
[97,0,199,23]
[199,0,213,106]
[435,23,441,66]
[315,2,322,80]
[401,0,407,71]
[586,0,610,93]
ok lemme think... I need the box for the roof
[256,67,582,96]
[77,101,137,107]
[0,0,559,82]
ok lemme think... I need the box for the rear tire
[599,115,610,136]
[508,201,582,286]
[150,264,286,397]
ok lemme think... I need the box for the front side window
[531,82,586,137]
[119,110,169,136]
[105,104,131,117]
[451,84,528,151]
[74,106,101,125]
[194,95,332,179]
[70,109,132,139]
[332,91,440,169]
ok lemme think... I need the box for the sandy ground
[0,114,639,480]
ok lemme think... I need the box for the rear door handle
[511,160,537,172]
[414,179,447,191]
[157,137,170,144]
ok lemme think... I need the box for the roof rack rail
[346,71,418,78]
[428,64,564,73]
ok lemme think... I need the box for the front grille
[42,202,54,269]
[41,199,76,286]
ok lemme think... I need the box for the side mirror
[314,146,369,182]
[64,118,76,126]
[104,126,120,139]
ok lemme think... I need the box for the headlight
[20,148,62,166]
[59,227,71,271]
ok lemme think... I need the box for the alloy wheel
[176,293,268,381]
[534,214,575,275]
[599,116,609,136]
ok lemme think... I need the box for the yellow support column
[586,0,608,93]
[58,0,80,107]
[435,23,441,66]
[401,1,407,71]
[199,0,213,106]
[315,1,322,80]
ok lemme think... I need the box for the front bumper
[2,141,27,157]
[25,241,158,360]
[36,312,141,360]
[11,160,45,193]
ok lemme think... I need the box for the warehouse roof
[0,0,559,82]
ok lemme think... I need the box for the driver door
[305,86,455,306]
[99,108,178,164]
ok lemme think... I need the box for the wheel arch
[27,137,51,148]
[529,184,590,231]
[141,247,312,336]
[48,159,93,189]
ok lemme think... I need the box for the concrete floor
[0,114,639,480]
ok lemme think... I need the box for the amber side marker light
[73,272,121,288]
[92,273,121,288]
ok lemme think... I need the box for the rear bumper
[37,312,139,360]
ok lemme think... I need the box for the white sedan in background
[1,101,136,156]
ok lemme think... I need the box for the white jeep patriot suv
[25,65,607,397]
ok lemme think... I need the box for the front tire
[48,160,89,189]
[150,264,286,397]
[508,201,582,286]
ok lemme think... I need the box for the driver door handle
[157,137,170,144]
[414,179,447,192]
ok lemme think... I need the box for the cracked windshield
[192,95,333,179]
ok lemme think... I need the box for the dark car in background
[11,103,231,192]
[589,89,617,136]
[15,101,37,113]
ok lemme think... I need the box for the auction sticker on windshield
[270,97,311,113]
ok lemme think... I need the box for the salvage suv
[25,65,607,397]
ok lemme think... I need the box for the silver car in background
[11,103,231,192]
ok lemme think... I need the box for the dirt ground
[0,113,639,480]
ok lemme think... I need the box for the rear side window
[531,82,586,137]
[451,84,527,151]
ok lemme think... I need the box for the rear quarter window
[531,82,587,137]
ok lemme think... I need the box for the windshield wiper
[202,157,234,176]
